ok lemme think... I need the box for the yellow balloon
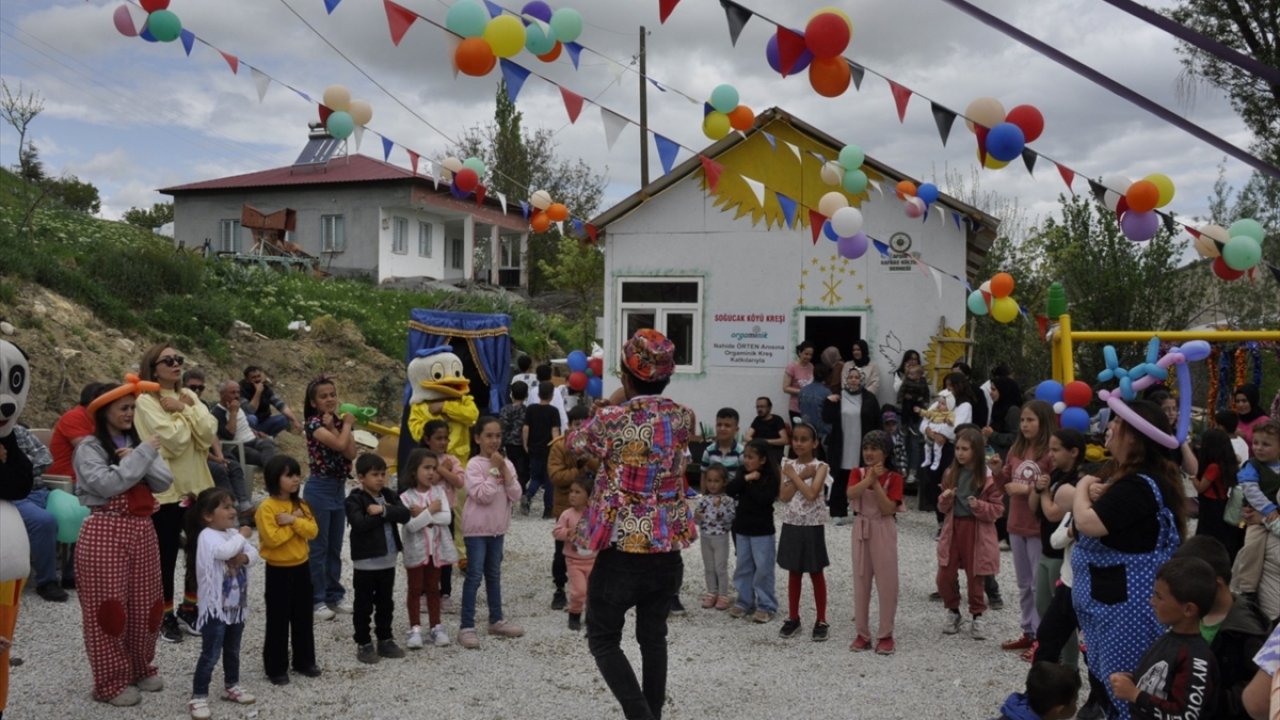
[978,148,1010,170]
[1144,173,1175,208]
[348,99,373,126]
[484,15,525,58]
[702,112,731,140]
[809,6,853,35]
[991,296,1019,323]
[818,191,849,217]
[322,84,350,112]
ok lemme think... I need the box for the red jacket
[937,468,1004,576]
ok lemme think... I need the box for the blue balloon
[823,220,839,241]
[986,122,1026,163]
[765,30,813,75]
[916,182,939,206]
[1034,380,1064,405]
[1060,406,1091,433]
[567,350,588,373]
[586,376,603,398]
[1179,340,1211,363]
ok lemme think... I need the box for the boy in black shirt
[1110,556,1220,719]
[522,381,562,518]
[745,396,789,468]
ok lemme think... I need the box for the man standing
[745,396,790,467]
[240,366,300,437]
[567,329,695,720]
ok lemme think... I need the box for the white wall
[601,172,973,426]
[377,208,448,283]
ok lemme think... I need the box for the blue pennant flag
[653,133,680,175]
[572,218,585,236]
[775,192,797,228]
[648,77,666,92]
[703,101,714,117]
[519,201,530,220]
[872,239,892,258]
[450,183,466,199]
[483,0,503,18]
[381,136,394,162]
[323,0,341,14]
[565,42,583,70]
[499,60,530,103]
[761,131,776,150]
[179,29,195,57]
[952,211,962,230]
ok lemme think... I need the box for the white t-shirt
[1232,436,1250,467]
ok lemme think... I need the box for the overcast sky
[0,0,1255,244]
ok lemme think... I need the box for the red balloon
[454,168,479,193]
[1005,105,1044,143]
[140,0,170,11]
[587,356,603,377]
[1062,381,1092,408]
[568,371,588,392]
[804,12,850,59]
[538,41,562,62]
[1213,256,1245,281]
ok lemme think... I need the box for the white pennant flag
[930,266,943,299]
[432,162,444,190]
[783,142,801,162]
[741,175,765,207]
[352,125,364,152]
[601,108,628,150]
[555,220,564,235]
[250,68,271,102]
[444,30,461,78]
[610,59,628,84]
[870,180,883,196]
[495,191,508,215]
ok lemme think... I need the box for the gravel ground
[8,494,1050,719]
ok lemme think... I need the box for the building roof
[159,154,422,193]
[590,107,1001,282]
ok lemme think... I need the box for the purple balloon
[521,1,552,25]
[766,30,813,75]
[836,232,868,260]
[1121,210,1159,242]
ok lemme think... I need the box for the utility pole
[639,25,649,187]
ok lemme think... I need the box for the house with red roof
[159,144,530,288]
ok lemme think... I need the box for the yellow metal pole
[1069,330,1280,342]
[1059,314,1074,384]
[1050,330,1062,383]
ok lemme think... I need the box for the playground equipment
[339,403,400,438]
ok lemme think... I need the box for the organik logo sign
[879,232,919,272]
[709,312,789,368]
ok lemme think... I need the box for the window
[499,236,520,268]
[321,214,345,253]
[418,221,433,257]
[217,220,241,253]
[617,277,702,371]
[450,237,464,270]
[392,217,408,254]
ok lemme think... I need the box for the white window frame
[321,214,346,253]
[450,237,464,270]
[217,219,241,253]
[616,276,703,373]
[392,217,408,255]
[499,235,520,269]
[418,221,433,258]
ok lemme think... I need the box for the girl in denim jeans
[727,441,781,623]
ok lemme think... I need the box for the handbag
[1222,484,1245,527]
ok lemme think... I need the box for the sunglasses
[153,355,185,368]
[187,384,205,393]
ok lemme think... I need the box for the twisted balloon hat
[1096,336,1211,449]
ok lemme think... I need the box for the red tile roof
[159,154,427,193]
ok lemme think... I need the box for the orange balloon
[455,37,496,77]
[546,203,569,222]
[1125,180,1159,213]
[990,272,1015,299]
[895,180,917,200]
[728,105,755,132]
[530,211,551,233]
[807,56,851,98]
[538,41,562,62]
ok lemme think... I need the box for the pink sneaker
[701,593,716,609]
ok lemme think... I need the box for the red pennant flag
[318,104,333,123]
[475,185,487,206]
[1055,163,1075,194]
[383,0,417,46]
[1114,195,1129,223]
[585,223,598,245]
[1036,314,1049,341]
[776,27,806,78]
[219,51,239,75]
[658,0,681,23]
[888,81,912,123]
[975,125,989,166]
[808,209,826,244]
[560,87,584,124]
[698,155,723,191]
[406,149,419,175]
[1185,226,1202,239]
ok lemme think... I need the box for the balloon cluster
[814,153,868,261]
[1033,379,1093,433]
[1194,218,1266,281]
[964,98,1044,170]
[528,189,569,232]
[764,8,854,98]
[967,272,1020,323]
[702,84,754,140]
[1095,337,1211,449]
[566,349,604,398]
[1099,172,1176,242]
[437,156,488,194]
[319,85,374,141]
[892,179,939,219]
[449,0,582,76]
[819,143,870,196]
[126,0,182,42]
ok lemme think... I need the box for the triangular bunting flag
[776,27,806,78]
[496,192,508,214]
[808,210,826,244]
[572,218,584,236]
[761,131,776,150]
[952,211,962,230]
[324,0,342,14]
[1056,163,1075,194]
[383,0,418,46]
[1213,238,1227,253]
[352,125,364,151]
[381,136,394,162]
[931,102,956,146]
[483,0,503,18]
[500,60,530,103]
[560,87,584,123]
[1087,179,1107,204]
[930,267,943,299]
[975,126,989,165]
[659,0,682,23]
[585,223,598,244]
[783,142,801,162]
[848,61,865,91]
[703,101,714,117]
[888,81,912,123]
[698,155,724,191]
[601,109,628,150]
[742,176,765,207]
[250,67,271,102]
[775,192,797,229]
[294,88,312,102]
[1021,148,1037,175]
[180,29,195,57]
[1160,212,1176,235]
[721,0,752,46]
[648,77,667,92]
[406,150,419,175]
[219,50,239,75]
[554,220,564,235]
[872,239,891,257]
[565,42,583,69]
[318,104,333,124]
[519,201,530,220]
[1185,226,1201,239]
[475,185,487,206]
[450,183,466,199]
[869,179,883,196]
[654,134,680,175]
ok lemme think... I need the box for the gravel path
[8,496,1044,719]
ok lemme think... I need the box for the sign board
[708,311,790,368]
[879,232,920,272]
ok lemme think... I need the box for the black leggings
[151,502,193,606]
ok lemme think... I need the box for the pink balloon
[904,196,925,218]
[113,4,138,37]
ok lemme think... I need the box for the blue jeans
[523,454,551,514]
[461,536,505,629]
[304,475,347,607]
[733,533,777,613]
[247,413,289,438]
[14,487,59,586]
[192,618,243,697]
[587,549,683,720]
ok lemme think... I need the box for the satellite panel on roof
[294,137,342,166]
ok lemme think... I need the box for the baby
[918,389,955,471]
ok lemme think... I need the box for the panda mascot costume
[0,340,34,716]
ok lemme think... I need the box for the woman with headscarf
[824,365,881,525]
[1236,384,1273,454]
[844,339,881,398]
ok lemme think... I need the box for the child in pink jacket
[551,477,597,631]
[936,427,1004,642]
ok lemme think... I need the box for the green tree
[49,175,101,214]
[123,201,175,229]
[538,234,604,348]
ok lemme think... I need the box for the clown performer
[74,377,175,707]
[0,341,35,716]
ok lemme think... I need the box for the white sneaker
[188,697,211,719]
[942,611,962,635]
[970,615,986,640]
[313,604,335,622]
[221,684,255,704]
[406,628,424,650]
[430,624,451,647]
[329,600,354,614]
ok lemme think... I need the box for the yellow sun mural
[924,323,971,390]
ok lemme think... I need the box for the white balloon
[1101,174,1131,212]
[819,161,844,186]
[530,189,553,210]
[1194,223,1228,258]
[442,156,464,173]
[831,206,864,237]
[1053,401,1067,415]
[818,191,848,217]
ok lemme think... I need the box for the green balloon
[446,0,489,38]
[146,9,182,43]
[326,111,354,140]
[967,289,989,316]
[709,84,739,114]
[525,23,556,55]
[46,488,89,544]
[550,8,583,43]
[463,156,487,178]
[1228,218,1265,244]
[1223,235,1262,271]
[838,144,864,170]
[842,169,868,194]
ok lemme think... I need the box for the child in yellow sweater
[254,456,322,686]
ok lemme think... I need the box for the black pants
[1034,581,1077,663]
[553,540,567,589]
[829,468,853,518]
[264,563,316,677]
[919,442,954,520]
[352,567,395,646]
[588,549,683,720]
[151,502,190,606]
[506,444,529,491]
